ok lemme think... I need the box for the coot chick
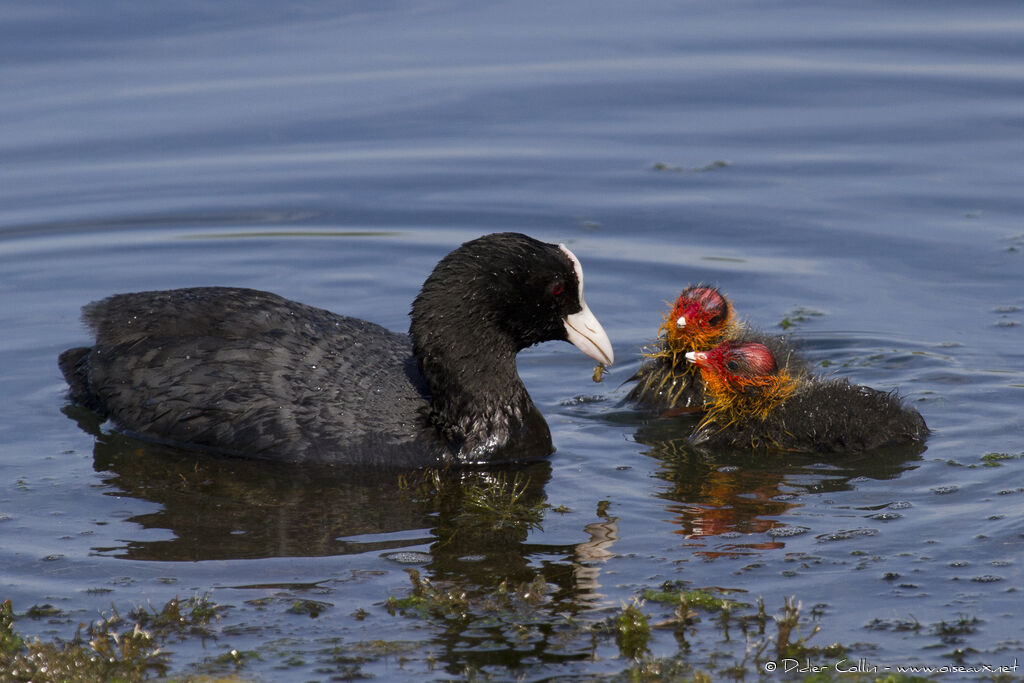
[685,341,928,453]
[626,286,735,411]
[59,233,614,468]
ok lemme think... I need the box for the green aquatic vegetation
[642,584,748,645]
[609,656,714,681]
[383,568,583,676]
[193,647,261,677]
[980,451,1023,467]
[23,604,63,619]
[933,614,979,643]
[1,599,168,682]
[129,593,223,637]
[651,160,729,173]
[641,585,747,613]
[778,307,825,330]
[943,451,1022,469]
[614,599,652,659]
[1,601,25,655]
[2,578,1004,680]
[385,568,551,623]
[385,568,471,620]
[503,572,550,607]
[286,599,332,619]
[865,615,923,633]
[772,595,843,661]
[611,594,853,681]
[0,595,236,683]
[455,472,547,533]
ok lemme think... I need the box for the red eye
[552,283,565,296]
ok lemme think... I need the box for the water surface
[2,1,1022,679]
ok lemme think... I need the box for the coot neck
[410,305,538,463]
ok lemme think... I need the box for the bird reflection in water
[70,403,623,613]
[571,500,620,604]
[633,416,926,557]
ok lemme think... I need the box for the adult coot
[685,341,928,453]
[59,233,614,468]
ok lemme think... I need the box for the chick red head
[686,341,776,380]
[686,341,795,423]
[661,285,733,352]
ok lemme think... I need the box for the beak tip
[563,305,614,368]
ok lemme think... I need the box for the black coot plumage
[59,233,614,468]
[685,341,928,453]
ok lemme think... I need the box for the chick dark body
[687,341,928,454]
[692,377,930,453]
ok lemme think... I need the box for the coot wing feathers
[75,287,436,466]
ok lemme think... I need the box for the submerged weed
[1,600,25,655]
[385,568,470,620]
[614,599,651,659]
[980,451,1023,467]
[129,593,223,639]
[774,595,818,659]
[766,595,844,664]
[1,599,167,682]
[1,577,1001,680]
[778,307,824,330]
[287,599,332,619]
[455,472,547,533]
[865,615,922,632]
[0,594,230,683]
[934,614,980,642]
[23,604,63,619]
[642,584,746,613]
[385,567,551,623]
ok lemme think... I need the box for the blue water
[2,1,1023,679]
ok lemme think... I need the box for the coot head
[410,233,613,457]
[411,233,613,367]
